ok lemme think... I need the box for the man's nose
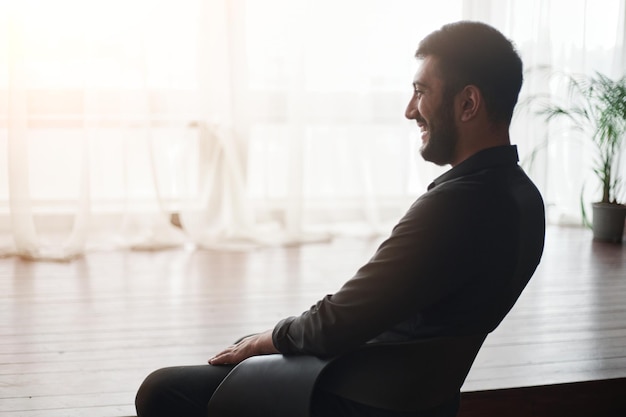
[405,97,418,120]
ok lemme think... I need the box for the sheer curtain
[1,0,625,260]
[471,0,626,224]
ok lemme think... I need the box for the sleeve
[272,189,479,357]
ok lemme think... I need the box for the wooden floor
[1,225,625,416]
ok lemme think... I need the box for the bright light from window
[1,0,201,89]
[245,0,463,92]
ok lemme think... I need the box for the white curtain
[472,0,626,225]
[1,0,625,260]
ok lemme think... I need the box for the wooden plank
[459,378,626,417]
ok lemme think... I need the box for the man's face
[405,56,458,166]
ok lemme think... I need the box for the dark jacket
[273,145,545,357]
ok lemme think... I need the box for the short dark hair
[416,21,523,125]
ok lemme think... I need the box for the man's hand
[209,329,279,366]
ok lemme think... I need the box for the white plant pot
[592,202,626,243]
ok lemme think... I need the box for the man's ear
[457,85,481,122]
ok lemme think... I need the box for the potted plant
[538,71,626,242]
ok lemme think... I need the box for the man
[135,21,545,417]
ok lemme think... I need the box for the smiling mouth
[417,123,428,140]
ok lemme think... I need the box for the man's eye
[414,89,424,98]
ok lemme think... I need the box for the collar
[427,145,519,190]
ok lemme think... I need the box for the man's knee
[135,367,180,417]
[135,364,234,417]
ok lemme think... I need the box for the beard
[419,96,458,166]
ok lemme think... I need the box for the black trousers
[135,364,460,417]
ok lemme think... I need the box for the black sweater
[273,145,545,357]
